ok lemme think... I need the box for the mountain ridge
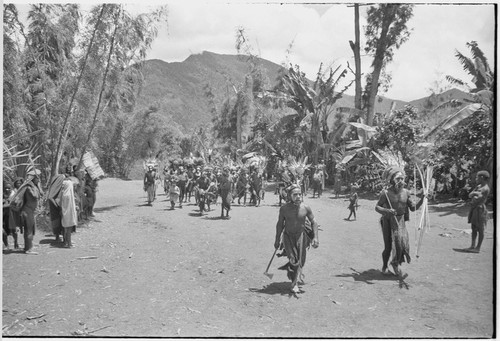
[136,51,469,133]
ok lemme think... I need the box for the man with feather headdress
[375,166,426,278]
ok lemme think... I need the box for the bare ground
[2,178,495,338]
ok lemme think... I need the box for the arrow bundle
[415,165,433,258]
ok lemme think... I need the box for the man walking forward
[274,185,319,293]
[375,167,425,279]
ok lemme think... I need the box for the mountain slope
[136,51,469,133]
[136,51,284,132]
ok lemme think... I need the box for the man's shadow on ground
[337,268,409,289]
[94,205,121,213]
[452,248,479,253]
[249,281,302,299]
[2,248,26,255]
[204,216,230,221]
[39,237,67,249]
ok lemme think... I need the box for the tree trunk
[310,112,322,164]
[52,5,106,178]
[365,6,397,126]
[351,4,362,110]
[78,7,121,170]
[236,99,242,149]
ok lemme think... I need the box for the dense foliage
[3,4,167,181]
[373,105,424,165]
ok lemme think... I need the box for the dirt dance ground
[2,178,495,338]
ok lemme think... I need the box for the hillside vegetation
[136,51,423,133]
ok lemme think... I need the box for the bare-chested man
[274,185,319,293]
[375,167,425,279]
[466,170,490,253]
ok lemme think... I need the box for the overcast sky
[13,1,496,102]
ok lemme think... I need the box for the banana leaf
[424,103,485,138]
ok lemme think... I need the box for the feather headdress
[287,156,311,177]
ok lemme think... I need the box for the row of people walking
[143,164,266,218]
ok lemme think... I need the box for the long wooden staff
[414,166,418,245]
[415,165,433,258]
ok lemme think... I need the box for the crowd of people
[3,154,490,296]
[2,164,99,253]
[141,158,491,293]
[143,162,267,219]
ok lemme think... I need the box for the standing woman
[59,178,78,248]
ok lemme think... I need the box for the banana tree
[261,64,354,164]
[424,41,494,176]
[425,41,493,138]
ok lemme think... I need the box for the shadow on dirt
[39,238,67,248]
[337,268,411,290]
[248,282,301,298]
[204,216,230,221]
[94,205,122,213]
[452,247,479,253]
[428,202,469,218]
[336,268,398,285]
[2,249,26,255]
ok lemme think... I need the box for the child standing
[345,184,359,221]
